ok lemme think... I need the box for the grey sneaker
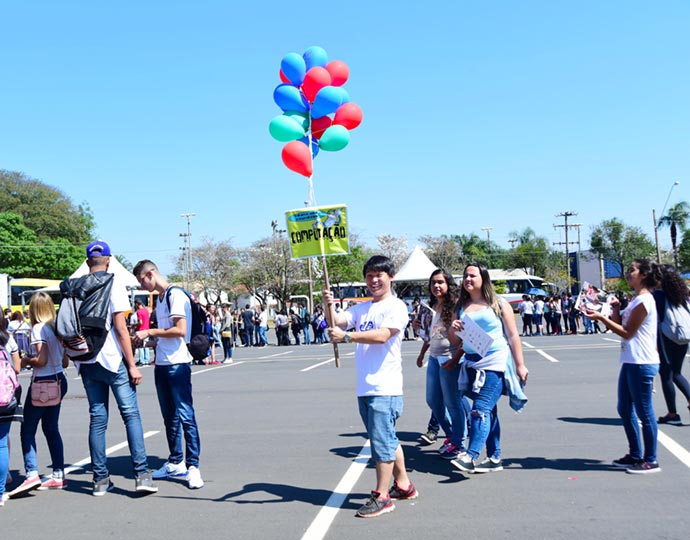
[93,477,114,497]
[451,453,476,473]
[135,472,159,494]
[474,457,503,473]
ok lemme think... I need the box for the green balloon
[284,110,309,131]
[318,125,350,151]
[269,115,305,142]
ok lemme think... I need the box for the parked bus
[1,274,62,313]
[487,269,554,310]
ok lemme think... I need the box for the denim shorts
[357,395,403,462]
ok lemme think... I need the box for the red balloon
[279,69,290,83]
[333,103,363,130]
[311,116,332,139]
[301,67,332,102]
[326,60,349,86]
[281,140,313,177]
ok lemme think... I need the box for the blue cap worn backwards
[86,240,111,258]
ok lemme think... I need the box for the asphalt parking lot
[3,334,690,540]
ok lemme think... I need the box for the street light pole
[180,212,196,288]
[653,181,680,263]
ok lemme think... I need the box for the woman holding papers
[585,258,661,474]
[450,263,528,474]
[414,270,470,460]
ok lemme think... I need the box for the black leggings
[659,337,690,414]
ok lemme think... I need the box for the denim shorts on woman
[357,395,403,462]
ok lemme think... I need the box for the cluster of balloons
[269,46,363,177]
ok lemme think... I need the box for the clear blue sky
[1,1,688,276]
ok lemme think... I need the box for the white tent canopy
[393,245,438,282]
[38,256,140,292]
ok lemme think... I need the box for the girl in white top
[14,292,69,495]
[585,258,661,474]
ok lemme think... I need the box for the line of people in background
[518,292,612,336]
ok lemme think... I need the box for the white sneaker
[151,461,188,479]
[186,466,204,489]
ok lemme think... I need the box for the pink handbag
[30,330,62,407]
[31,379,61,407]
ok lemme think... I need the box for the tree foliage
[590,218,655,277]
[0,170,94,244]
[177,237,240,304]
[235,236,306,309]
[505,228,551,275]
[376,234,409,271]
[0,212,83,278]
[659,200,690,268]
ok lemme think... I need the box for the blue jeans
[466,369,504,460]
[302,324,311,345]
[0,422,11,498]
[434,357,469,449]
[154,363,201,468]
[21,373,68,475]
[258,326,268,346]
[80,361,149,481]
[426,358,451,439]
[244,324,255,346]
[137,347,150,365]
[358,395,402,462]
[617,363,659,463]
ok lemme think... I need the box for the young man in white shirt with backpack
[133,259,204,489]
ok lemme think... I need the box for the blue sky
[1,1,689,276]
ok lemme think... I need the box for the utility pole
[180,212,196,290]
[481,226,494,242]
[553,211,578,293]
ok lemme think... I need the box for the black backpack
[164,286,210,361]
[56,271,115,362]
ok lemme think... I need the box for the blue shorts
[357,395,403,462]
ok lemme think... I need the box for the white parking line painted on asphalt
[260,351,294,359]
[535,349,559,363]
[602,338,619,343]
[658,429,690,469]
[64,430,160,476]
[301,441,372,540]
[192,362,245,375]
[302,352,355,372]
[522,342,535,349]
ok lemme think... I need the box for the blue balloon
[273,84,309,113]
[333,87,350,104]
[281,53,306,85]
[311,86,343,118]
[303,46,328,70]
[299,136,319,158]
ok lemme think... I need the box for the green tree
[590,218,655,277]
[677,229,690,271]
[658,201,690,268]
[506,228,551,276]
[376,234,409,271]
[0,170,95,244]
[0,212,83,278]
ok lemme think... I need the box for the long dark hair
[428,269,459,327]
[632,258,661,290]
[0,315,9,348]
[659,264,689,307]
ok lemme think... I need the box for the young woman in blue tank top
[449,263,528,474]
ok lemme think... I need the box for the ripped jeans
[465,369,504,460]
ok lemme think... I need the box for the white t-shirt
[534,300,544,315]
[155,287,192,365]
[4,335,18,356]
[30,322,65,377]
[620,293,659,365]
[79,277,130,373]
[344,296,409,397]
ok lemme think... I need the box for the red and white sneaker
[8,476,41,498]
[37,476,67,490]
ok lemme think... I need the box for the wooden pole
[320,254,340,368]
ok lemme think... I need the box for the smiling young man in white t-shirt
[324,255,417,518]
